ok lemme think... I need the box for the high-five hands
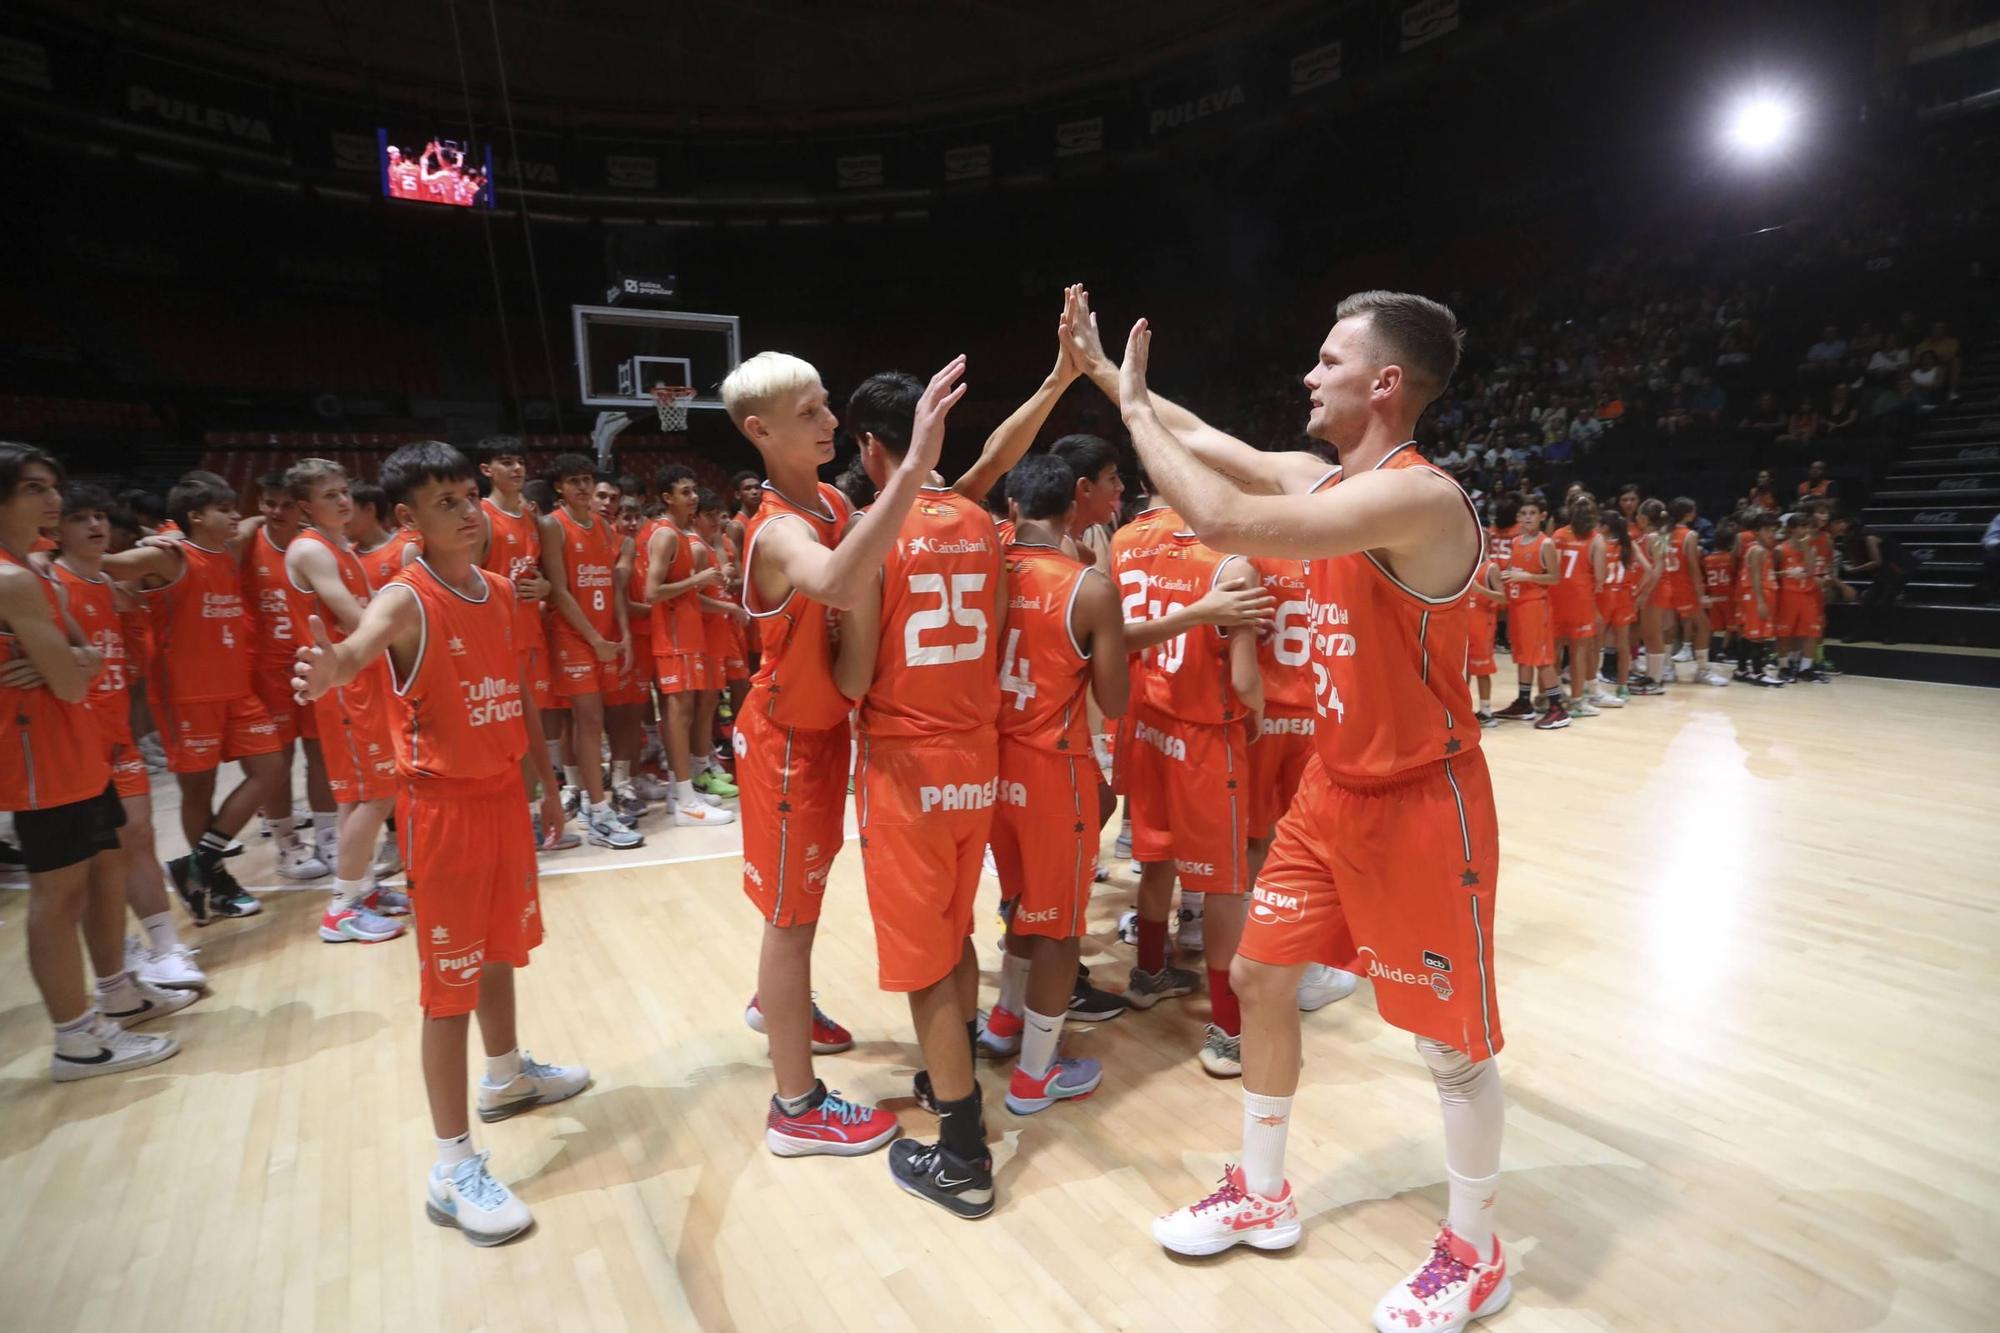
[1058,286,1115,385]
[905,354,969,476]
[293,614,340,704]
[1119,318,1155,419]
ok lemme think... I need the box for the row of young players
[1467,490,1847,730]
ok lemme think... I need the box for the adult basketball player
[722,350,964,1160]
[293,440,581,1248]
[1065,290,1510,1331]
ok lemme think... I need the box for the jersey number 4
[999,628,1035,709]
[904,573,988,667]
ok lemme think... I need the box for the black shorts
[14,784,126,874]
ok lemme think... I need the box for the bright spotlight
[1724,92,1795,156]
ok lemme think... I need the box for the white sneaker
[1175,904,1205,954]
[50,1015,180,1082]
[673,799,736,827]
[1298,963,1358,1011]
[982,845,998,878]
[1153,1165,1302,1256]
[1671,644,1694,662]
[1116,907,1139,946]
[1661,662,1679,684]
[371,831,403,879]
[1371,1224,1511,1332]
[1114,828,1133,860]
[585,804,645,849]
[1197,1023,1242,1078]
[1699,668,1731,686]
[1568,697,1600,718]
[425,1152,533,1246]
[128,935,207,990]
[478,1051,592,1122]
[97,974,200,1027]
[632,772,673,801]
[276,840,330,880]
[1587,688,1624,709]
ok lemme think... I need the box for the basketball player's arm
[292,595,419,703]
[1632,543,1662,598]
[517,669,565,836]
[0,567,94,702]
[757,356,967,612]
[1229,616,1265,735]
[286,540,368,634]
[99,543,180,589]
[1075,570,1129,718]
[1121,579,1276,651]
[1469,566,1506,604]
[833,573,883,702]
[1062,287,1325,496]
[1749,549,1771,619]
[611,540,635,674]
[536,515,607,650]
[1590,537,1607,593]
[954,286,1083,503]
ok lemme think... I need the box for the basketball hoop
[652,385,696,433]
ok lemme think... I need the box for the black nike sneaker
[1069,965,1128,1022]
[202,861,262,919]
[888,1138,995,1219]
[166,855,211,925]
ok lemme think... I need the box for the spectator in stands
[1867,335,1911,383]
[1823,382,1859,434]
[1657,387,1693,435]
[1910,350,1946,406]
[1801,325,1847,378]
[1739,391,1785,438]
[1689,376,1726,424]
[1777,398,1821,446]
[1796,460,1836,500]
[1868,374,1923,435]
[1749,470,1779,512]
[1844,516,1909,639]
[1845,321,1883,376]
[1917,320,1960,380]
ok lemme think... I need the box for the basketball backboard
[572,305,740,411]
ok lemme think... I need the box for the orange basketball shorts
[154,690,285,774]
[1505,598,1554,668]
[101,706,149,800]
[1465,611,1497,677]
[549,625,614,699]
[1649,574,1697,616]
[605,644,652,707]
[399,770,543,1019]
[734,706,849,929]
[1777,591,1822,638]
[313,662,398,805]
[1241,750,1503,1062]
[1248,713,1315,842]
[251,657,315,744]
[518,623,555,712]
[1551,588,1599,642]
[1595,586,1637,630]
[990,740,1097,941]
[1117,700,1247,895]
[1737,594,1774,641]
[855,729,996,990]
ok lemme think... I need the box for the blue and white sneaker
[362,886,412,917]
[1005,1055,1103,1114]
[478,1051,592,1122]
[586,804,644,849]
[425,1152,532,1246]
[318,902,405,943]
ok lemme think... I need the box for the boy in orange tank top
[1494,496,1567,728]
[4,445,192,1082]
[283,459,408,944]
[1463,555,1504,724]
[692,493,750,771]
[643,467,736,826]
[723,350,965,1163]
[1068,289,1511,1330]
[102,471,288,923]
[294,441,581,1249]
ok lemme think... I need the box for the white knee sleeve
[1417,1035,1504,1180]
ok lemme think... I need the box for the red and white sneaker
[764,1082,900,1157]
[1371,1224,1510,1332]
[744,994,854,1054]
[976,1005,1023,1058]
[1152,1164,1302,1256]
[317,901,406,943]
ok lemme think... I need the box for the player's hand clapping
[293,613,340,703]
[1118,318,1156,420]
[905,355,968,477]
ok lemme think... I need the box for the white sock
[590,799,614,820]
[1019,1006,1064,1080]
[334,877,368,910]
[673,778,696,805]
[1420,1037,1505,1253]
[611,759,630,789]
[265,814,294,841]
[95,970,136,1000]
[997,951,1030,1017]
[564,764,583,790]
[545,739,563,774]
[435,1132,474,1171]
[1181,891,1206,922]
[140,909,182,955]
[1696,650,1709,667]
[484,1048,522,1085]
[53,1009,98,1050]
[1241,1091,1294,1199]
[313,812,337,862]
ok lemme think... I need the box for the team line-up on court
[13,281,1683,1332]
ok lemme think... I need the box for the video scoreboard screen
[378,129,494,209]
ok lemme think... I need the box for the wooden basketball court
[2,673,1995,1331]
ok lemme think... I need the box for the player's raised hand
[293,614,339,703]
[1118,318,1155,417]
[905,354,968,476]
[1052,284,1085,386]
[1059,286,1115,385]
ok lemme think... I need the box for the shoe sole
[743,1009,852,1053]
[141,974,208,991]
[585,833,646,849]
[1065,1004,1126,1022]
[1368,1276,1511,1332]
[51,1035,181,1082]
[318,924,405,943]
[1154,1218,1302,1257]
[275,867,330,880]
[1123,983,1193,1010]
[1297,988,1355,1012]
[1199,1059,1244,1079]
[889,1166,995,1219]
[673,812,738,827]
[765,1123,900,1158]
[424,1199,532,1247]
[478,1076,593,1123]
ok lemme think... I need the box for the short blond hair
[720,351,822,429]
[285,456,348,501]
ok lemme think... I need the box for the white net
[653,386,694,432]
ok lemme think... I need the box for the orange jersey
[1252,555,1313,714]
[688,533,736,662]
[1463,558,1500,621]
[648,521,707,658]
[1600,543,1636,593]
[151,541,250,702]
[384,562,526,782]
[1701,551,1734,607]
[996,518,1016,547]
[1485,524,1516,564]
[1551,526,1596,598]
[1506,532,1553,604]
[0,550,112,810]
[53,562,132,711]
[1807,531,1834,582]
[1776,541,1814,595]
[478,498,550,660]
[1304,445,1483,780]
[860,487,1002,739]
[551,507,618,639]
[285,529,375,641]
[239,526,298,667]
[998,540,1096,753]
[743,482,855,731]
[358,529,416,590]
[1113,506,1246,724]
